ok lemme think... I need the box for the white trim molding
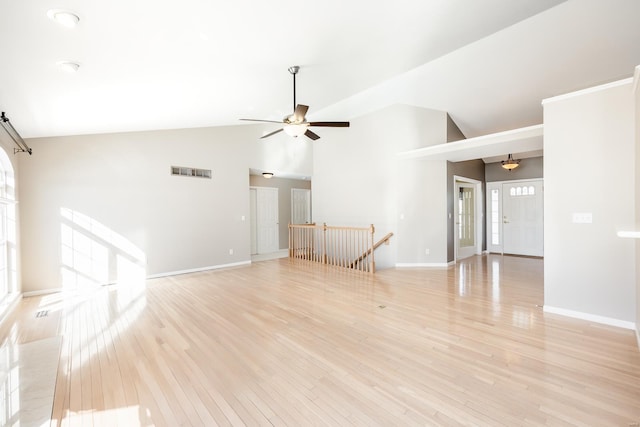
[396,262,455,268]
[23,289,63,297]
[543,305,636,330]
[542,77,633,105]
[23,261,253,296]
[146,260,251,279]
[251,249,289,262]
[397,124,543,162]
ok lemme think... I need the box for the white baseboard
[636,327,640,350]
[146,260,251,279]
[396,261,454,268]
[22,261,253,297]
[23,288,63,297]
[543,306,636,330]
[251,249,289,262]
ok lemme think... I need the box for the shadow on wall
[59,208,147,290]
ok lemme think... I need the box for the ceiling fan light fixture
[56,61,80,73]
[501,153,520,171]
[283,123,308,138]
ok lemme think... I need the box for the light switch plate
[572,212,592,224]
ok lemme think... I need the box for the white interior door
[291,188,311,224]
[255,187,279,254]
[249,188,257,255]
[502,180,543,256]
[455,182,478,260]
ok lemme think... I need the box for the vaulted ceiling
[1,0,639,139]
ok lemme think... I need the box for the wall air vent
[171,166,212,179]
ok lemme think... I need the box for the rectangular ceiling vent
[171,166,212,179]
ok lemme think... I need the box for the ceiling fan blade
[305,129,320,140]
[240,118,284,124]
[260,128,284,139]
[308,121,350,128]
[292,104,309,122]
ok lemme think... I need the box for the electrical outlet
[229,249,234,255]
[425,248,430,255]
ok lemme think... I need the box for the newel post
[322,223,328,264]
[369,224,375,273]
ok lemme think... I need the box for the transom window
[509,186,535,197]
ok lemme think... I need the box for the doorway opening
[454,176,483,261]
[248,172,311,261]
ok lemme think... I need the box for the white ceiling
[1,0,639,140]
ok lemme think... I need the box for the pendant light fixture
[501,154,520,171]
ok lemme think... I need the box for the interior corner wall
[249,175,311,250]
[446,160,486,262]
[312,104,449,268]
[485,156,543,182]
[18,124,312,294]
[543,80,636,324]
[446,114,466,142]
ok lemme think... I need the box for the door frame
[453,175,483,262]
[486,178,544,256]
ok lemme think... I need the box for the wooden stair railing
[289,223,393,273]
[350,232,394,269]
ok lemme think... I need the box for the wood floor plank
[2,254,639,425]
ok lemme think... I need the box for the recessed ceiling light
[56,61,80,73]
[47,9,80,28]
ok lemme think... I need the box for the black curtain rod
[0,112,32,155]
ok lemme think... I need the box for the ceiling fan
[240,66,350,140]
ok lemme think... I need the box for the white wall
[396,158,448,265]
[543,79,636,325]
[18,124,312,294]
[313,104,449,268]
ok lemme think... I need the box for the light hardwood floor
[1,255,639,426]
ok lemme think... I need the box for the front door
[502,180,543,256]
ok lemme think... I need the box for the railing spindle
[288,223,390,274]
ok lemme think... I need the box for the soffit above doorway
[397,124,543,163]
